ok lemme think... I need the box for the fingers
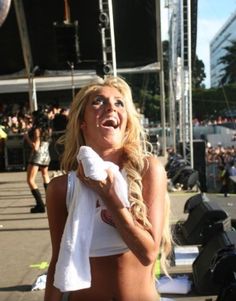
[77,161,93,184]
[77,161,86,181]
[77,161,114,192]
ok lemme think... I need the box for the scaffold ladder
[98,0,117,76]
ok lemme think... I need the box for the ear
[80,121,86,129]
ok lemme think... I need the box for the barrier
[4,134,26,171]
[2,131,65,171]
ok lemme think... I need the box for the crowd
[0,102,69,136]
[193,116,236,126]
[206,143,236,194]
[1,102,236,195]
[0,102,69,169]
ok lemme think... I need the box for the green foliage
[219,40,236,85]
[192,55,206,88]
[123,73,161,124]
[192,84,236,120]
[122,40,207,124]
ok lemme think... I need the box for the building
[210,10,236,88]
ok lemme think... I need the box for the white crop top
[66,171,129,257]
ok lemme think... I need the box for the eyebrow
[93,94,123,100]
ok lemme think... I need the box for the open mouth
[101,117,119,129]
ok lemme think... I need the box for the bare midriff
[68,251,159,301]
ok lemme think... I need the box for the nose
[105,100,116,112]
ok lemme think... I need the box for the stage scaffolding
[167,0,196,167]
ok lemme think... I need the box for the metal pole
[156,0,167,156]
[13,0,37,112]
[187,0,193,167]
[180,0,193,167]
[180,0,184,154]
[29,76,38,111]
[68,61,75,99]
[107,0,117,76]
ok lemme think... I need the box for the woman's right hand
[77,162,122,209]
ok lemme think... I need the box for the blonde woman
[45,76,172,301]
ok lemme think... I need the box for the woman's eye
[115,100,125,107]
[92,97,105,105]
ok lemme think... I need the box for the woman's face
[81,86,128,151]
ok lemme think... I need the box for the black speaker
[171,165,199,190]
[53,22,80,67]
[180,200,230,245]
[193,231,236,295]
[217,282,236,301]
[62,0,158,69]
[179,140,207,192]
[183,193,204,213]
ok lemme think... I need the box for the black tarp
[0,0,158,75]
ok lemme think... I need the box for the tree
[192,84,236,121]
[192,55,206,88]
[219,40,236,85]
[123,41,206,123]
[162,40,206,88]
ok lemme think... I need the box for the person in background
[219,163,230,197]
[52,107,69,132]
[44,76,172,301]
[229,160,236,193]
[24,109,52,213]
[0,116,7,170]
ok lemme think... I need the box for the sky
[161,0,236,88]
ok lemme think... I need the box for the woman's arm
[78,156,168,266]
[44,175,68,301]
[112,156,168,265]
[24,128,41,150]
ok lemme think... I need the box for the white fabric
[54,146,129,292]
[89,205,129,257]
[156,275,192,294]
[78,146,130,208]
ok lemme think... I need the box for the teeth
[110,118,118,126]
[103,117,118,127]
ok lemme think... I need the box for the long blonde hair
[59,75,171,272]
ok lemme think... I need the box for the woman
[45,76,172,301]
[24,109,51,213]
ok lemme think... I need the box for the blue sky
[197,0,236,87]
[161,0,236,87]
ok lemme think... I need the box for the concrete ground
[0,170,235,301]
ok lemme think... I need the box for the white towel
[78,146,130,208]
[53,146,129,292]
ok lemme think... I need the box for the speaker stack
[193,231,236,296]
[179,140,207,192]
[175,193,236,299]
[180,195,230,245]
[165,153,199,192]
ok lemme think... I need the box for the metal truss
[168,0,194,167]
[98,0,117,76]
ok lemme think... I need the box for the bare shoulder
[48,174,67,193]
[143,155,167,179]
[47,174,68,207]
[142,156,168,216]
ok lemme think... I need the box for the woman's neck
[96,147,124,167]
